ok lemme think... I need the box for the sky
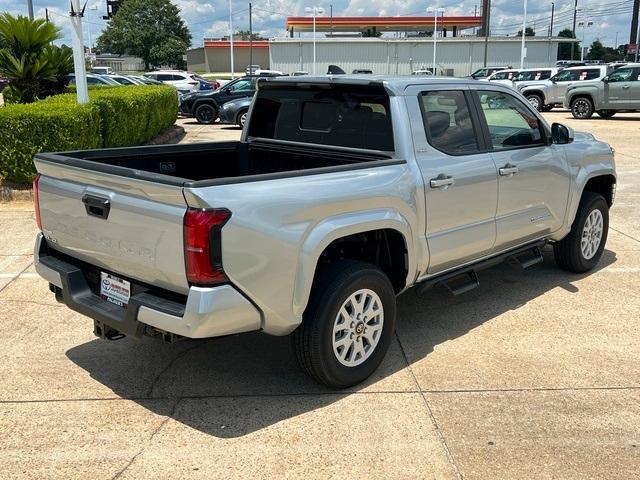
[0,0,636,50]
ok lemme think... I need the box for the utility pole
[330,4,333,37]
[520,0,528,69]
[572,0,578,60]
[249,3,253,73]
[27,0,34,20]
[45,8,49,23]
[550,2,555,37]
[229,0,235,79]
[636,0,640,62]
[632,0,640,47]
[474,4,478,35]
[482,0,491,67]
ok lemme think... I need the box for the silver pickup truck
[33,76,616,388]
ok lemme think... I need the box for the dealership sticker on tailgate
[100,272,131,307]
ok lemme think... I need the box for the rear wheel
[194,103,217,124]
[597,110,616,119]
[526,93,544,111]
[292,260,396,388]
[554,192,609,273]
[571,97,594,119]
[236,109,248,128]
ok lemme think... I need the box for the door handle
[622,85,631,89]
[499,164,519,176]
[430,174,455,188]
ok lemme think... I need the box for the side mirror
[551,122,574,145]
[602,76,609,83]
[223,87,231,93]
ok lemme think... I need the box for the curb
[147,124,186,145]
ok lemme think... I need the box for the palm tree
[0,14,74,103]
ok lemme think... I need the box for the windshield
[472,68,489,77]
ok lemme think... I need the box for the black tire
[526,93,544,111]
[597,110,616,119]
[571,96,594,119]
[194,103,217,124]
[554,192,609,273]
[236,109,248,127]
[292,260,396,388]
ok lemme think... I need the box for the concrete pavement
[1,112,639,479]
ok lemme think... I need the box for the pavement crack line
[395,331,464,480]
[611,227,640,245]
[0,261,33,295]
[111,398,181,480]
[145,342,206,398]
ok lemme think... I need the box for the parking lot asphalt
[1,111,639,479]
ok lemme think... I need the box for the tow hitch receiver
[94,319,126,341]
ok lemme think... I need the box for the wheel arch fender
[291,209,416,321]
[566,168,617,231]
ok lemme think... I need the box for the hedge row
[0,85,178,183]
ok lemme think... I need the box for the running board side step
[416,240,547,296]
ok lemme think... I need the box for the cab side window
[608,67,635,82]
[475,91,544,150]
[419,90,480,155]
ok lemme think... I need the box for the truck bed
[36,140,396,187]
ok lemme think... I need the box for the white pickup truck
[33,76,616,387]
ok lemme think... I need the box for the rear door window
[419,90,480,155]
[248,84,394,151]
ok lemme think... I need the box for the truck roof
[259,74,477,96]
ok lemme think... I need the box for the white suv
[144,70,200,93]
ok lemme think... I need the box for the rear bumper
[34,233,262,339]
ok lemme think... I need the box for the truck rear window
[248,84,394,151]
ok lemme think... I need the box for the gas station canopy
[286,15,482,36]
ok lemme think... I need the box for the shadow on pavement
[66,248,617,438]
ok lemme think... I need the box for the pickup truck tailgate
[35,158,189,295]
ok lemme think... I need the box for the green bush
[0,101,101,183]
[89,85,178,147]
[0,85,178,183]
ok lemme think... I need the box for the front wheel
[236,109,248,128]
[554,192,609,273]
[194,103,217,124]
[526,94,544,111]
[292,260,396,388]
[597,110,616,119]
[571,97,594,119]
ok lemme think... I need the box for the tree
[557,28,579,60]
[586,40,607,61]
[96,0,191,70]
[0,13,73,103]
[149,37,187,69]
[234,30,266,41]
[517,27,535,36]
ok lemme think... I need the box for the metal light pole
[636,1,640,62]
[86,5,98,55]
[27,0,34,20]
[427,7,445,75]
[69,0,89,104]
[229,0,235,79]
[305,6,324,75]
[520,0,528,69]
[572,0,579,60]
[578,21,593,62]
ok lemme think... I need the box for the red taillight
[183,208,231,286]
[33,174,42,230]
